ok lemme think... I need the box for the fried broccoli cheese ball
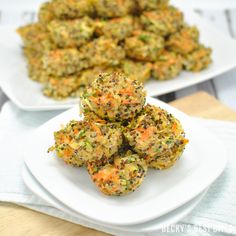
[43,75,81,99]
[95,16,134,40]
[80,73,146,121]
[82,108,123,132]
[48,120,85,167]
[27,59,44,83]
[166,26,199,55]
[43,67,121,99]
[48,17,95,48]
[87,151,147,196]
[141,6,183,36]
[124,104,188,169]
[17,23,55,52]
[83,110,108,124]
[78,66,121,88]
[92,0,135,18]
[38,2,55,25]
[42,48,89,76]
[132,17,143,31]
[125,31,164,61]
[49,120,122,165]
[183,45,212,72]
[152,50,183,80]
[51,0,94,19]
[137,0,169,11]
[121,59,152,83]
[80,37,125,67]
[22,48,46,83]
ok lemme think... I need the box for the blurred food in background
[17,0,212,100]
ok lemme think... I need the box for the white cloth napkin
[0,101,236,236]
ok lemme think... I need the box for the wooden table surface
[0,91,235,236]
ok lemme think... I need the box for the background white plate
[1,8,236,111]
[22,164,207,233]
[23,97,227,225]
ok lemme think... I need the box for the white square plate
[1,9,236,111]
[23,97,227,226]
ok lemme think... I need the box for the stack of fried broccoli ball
[17,0,212,100]
[49,73,188,196]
